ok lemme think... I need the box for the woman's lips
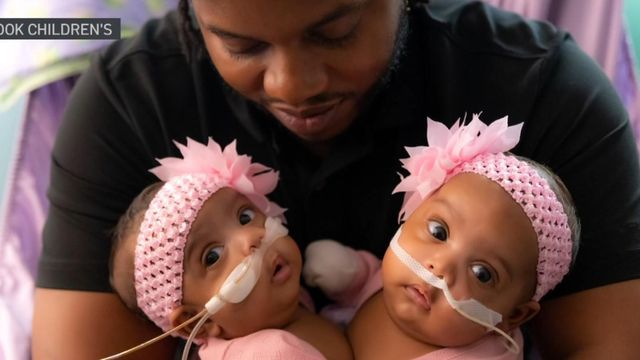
[269,99,343,136]
[405,285,432,310]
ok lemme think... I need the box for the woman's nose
[263,48,329,106]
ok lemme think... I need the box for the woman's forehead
[193,0,373,34]
[196,0,369,13]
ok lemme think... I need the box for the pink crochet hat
[393,115,573,301]
[134,138,285,331]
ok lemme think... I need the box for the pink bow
[150,137,285,217]
[393,114,523,221]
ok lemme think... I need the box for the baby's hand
[303,239,361,296]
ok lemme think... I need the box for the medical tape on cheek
[207,216,289,310]
[389,227,520,353]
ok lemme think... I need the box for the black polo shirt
[38,0,640,306]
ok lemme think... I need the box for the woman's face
[181,188,302,338]
[192,0,403,144]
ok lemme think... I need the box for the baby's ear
[498,300,540,332]
[169,305,221,339]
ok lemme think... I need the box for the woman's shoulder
[81,10,204,116]
[99,10,185,71]
[418,0,566,58]
[69,10,231,145]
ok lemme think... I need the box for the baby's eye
[471,264,493,283]
[428,220,448,241]
[204,246,224,267]
[239,208,256,225]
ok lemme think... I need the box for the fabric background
[0,2,178,359]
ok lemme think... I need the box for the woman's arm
[531,280,640,359]
[518,34,640,358]
[32,289,177,359]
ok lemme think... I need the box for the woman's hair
[109,182,164,316]
[175,0,431,61]
[177,0,202,61]
[517,155,581,265]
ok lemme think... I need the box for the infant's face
[382,173,539,346]
[181,188,302,338]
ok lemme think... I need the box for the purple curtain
[0,78,76,360]
[0,2,178,359]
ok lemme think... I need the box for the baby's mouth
[273,262,283,276]
[405,284,432,310]
[271,255,292,284]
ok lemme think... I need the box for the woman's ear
[498,300,540,332]
[169,305,221,339]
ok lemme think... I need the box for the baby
[304,115,580,359]
[107,138,352,360]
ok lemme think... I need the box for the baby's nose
[424,253,455,280]
[239,228,265,255]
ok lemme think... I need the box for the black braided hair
[175,0,430,61]
[177,0,203,62]
[409,0,430,10]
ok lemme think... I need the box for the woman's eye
[226,42,267,57]
[309,14,360,47]
[428,220,448,241]
[239,208,256,225]
[471,264,493,284]
[309,27,357,48]
[204,246,224,267]
[218,37,268,59]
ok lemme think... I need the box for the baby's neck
[348,291,443,360]
[285,304,353,360]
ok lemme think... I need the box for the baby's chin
[385,294,488,348]
[395,312,488,348]
[217,288,302,339]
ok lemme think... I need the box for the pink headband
[134,138,285,331]
[393,115,573,300]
